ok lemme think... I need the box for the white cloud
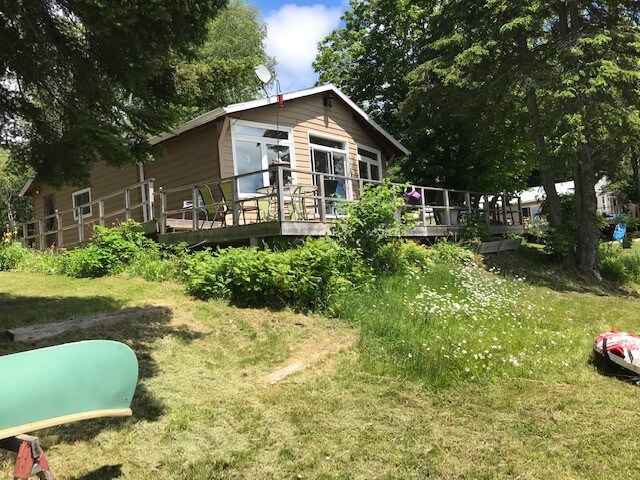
[265,4,343,92]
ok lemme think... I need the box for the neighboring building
[19,84,524,248]
[517,178,633,221]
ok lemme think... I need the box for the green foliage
[332,180,413,263]
[599,246,630,283]
[63,222,159,278]
[427,240,476,265]
[372,240,434,276]
[330,260,557,387]
[599,244,640,283]
[183,238,372,311]
[524,218,549,243]
[175,0,273,119]
[542,195,577,258]
[1,0,231,186]
[461,212,493,243]
[0,149,32,228]
[0,240,30,271]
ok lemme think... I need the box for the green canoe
[0,340,138,440]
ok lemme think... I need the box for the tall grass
[330,261,578,387]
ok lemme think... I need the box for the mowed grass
[1,255,640,479]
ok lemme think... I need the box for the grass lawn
[2,251,640,479]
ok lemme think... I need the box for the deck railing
[18,179,155,249]
[155,165,523,234]
[15,166,523,249]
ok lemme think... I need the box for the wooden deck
[157,220,525,246]
[18,166,524,249]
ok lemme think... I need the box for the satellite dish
[254,64,273,85]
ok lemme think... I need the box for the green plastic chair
[218,181,262,225]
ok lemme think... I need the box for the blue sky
[250,0,349,92]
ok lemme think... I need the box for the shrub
[183,238,372,311]
[461,212,493,243]
[372,240,434,275]
[62,221,159,278]
[332,180,413,262]
[426,240,476,265]
[0,241,30,271]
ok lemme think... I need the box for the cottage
[19,85,523,248]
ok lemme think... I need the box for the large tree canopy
[0,0,269,186]
[316,0,640,277]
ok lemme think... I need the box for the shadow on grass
[590,351,640,386]
[71,465,123,480]
[0,295,205,445]
[0,293,124,331]
[484,244,639,297]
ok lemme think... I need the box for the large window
[231,120,293,195]
[357,146,382,181]
[309,134,349,215]
[72,188,92,219]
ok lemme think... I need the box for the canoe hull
[0,341,138,440]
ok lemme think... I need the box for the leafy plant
[0,240,30,271]
[183,238,372,311]
[332,180,414,264]
[62,221,159,278]
[461,212,493,243]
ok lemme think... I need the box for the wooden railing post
[484,195,491,224]
[147,179,155,221]
[231,178,240,226]
[276,166,285,223]
[77,207,84,243]
[55,210,63,247]
[98,199,105,226]
[37,219,44,251]
[318,172,326,223]
[517,197,523,225]
[502,194,508,225]
[159,187,167,235]
[443,189,451,226]
[420,187,427,227]
[192,185,199,231]
[124,188,131,221]
[465,192,472,215]
[22,223,28,247]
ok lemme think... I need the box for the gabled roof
[148,84,410,156]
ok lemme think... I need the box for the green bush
[62,221,159,278]
[0,241,31,271]
[461,212,493,243]
[183,238,372,311]
[598,244,640,283]
[332,180,413,263]
[372,240,434,275]
[426,240,476,264]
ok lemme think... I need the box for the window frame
[72,188,92,220]
[307,130,351,200]
[356,144,382,182]
[230,119,295,197]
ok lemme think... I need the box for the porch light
[323,92,334,108]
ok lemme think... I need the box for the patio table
[256,184,318,220]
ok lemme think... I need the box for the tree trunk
[517,34,563,227]
[575,142,601,280]
[631,151,640,203]
[523,79,563,227]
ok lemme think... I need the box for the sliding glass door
[309,134,349,214]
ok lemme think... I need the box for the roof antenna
[254,65,287,166]
[254,64,273,97]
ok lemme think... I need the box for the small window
[309,135,345,150]
[357,146,381,181]
[72,188,92,219]
[232,124,289,140]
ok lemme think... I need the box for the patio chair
[218,181,269,225]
